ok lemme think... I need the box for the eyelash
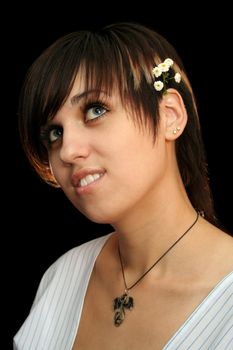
[40,100,109,145]
[83,100,109,122]
[40,125,63,146]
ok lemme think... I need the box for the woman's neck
[112,202,197,279]
[110,167,199,278]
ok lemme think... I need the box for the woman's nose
[59,125,90,164]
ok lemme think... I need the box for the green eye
[49,127,63,143]
[86,104,107,121]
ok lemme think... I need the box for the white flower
[158,62,170,72]
[164,58,174,67]
[152,58,181,94]
[152,66,162,77]
[174,73,181,83]
[154,81,164,91]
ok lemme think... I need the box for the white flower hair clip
[152,58,181,93]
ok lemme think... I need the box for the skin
[44,72,233,349]
[47,73,189,227]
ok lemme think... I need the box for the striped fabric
[14,234,233,349]
[164,272,233,349]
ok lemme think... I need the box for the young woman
[14,23,233,349]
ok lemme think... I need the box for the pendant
[113,291,134,326]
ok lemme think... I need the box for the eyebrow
[70,89,105,105]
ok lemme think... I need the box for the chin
[74,206,113,225]
[84,216,111,225]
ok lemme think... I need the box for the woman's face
[45,73,169,224]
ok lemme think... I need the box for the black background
[8,4,232,346]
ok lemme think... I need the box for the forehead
[66,68,121,104]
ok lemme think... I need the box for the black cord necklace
[113,212,199,326]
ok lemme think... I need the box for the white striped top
[14,234,233,349]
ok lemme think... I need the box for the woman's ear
[159,88,188,140]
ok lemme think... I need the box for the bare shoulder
[201,217,232,242]
[200,218,233,275]
[207,219,233,248]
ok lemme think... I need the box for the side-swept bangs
[19,23,196,187]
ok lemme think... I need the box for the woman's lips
[71,168,106,191]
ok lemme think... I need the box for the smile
[79,173,103,187]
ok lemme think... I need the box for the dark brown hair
[18,22,216,224]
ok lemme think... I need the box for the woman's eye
[49,127,63,143]
[86,104,107,121]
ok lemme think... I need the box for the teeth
[79,173,102,187]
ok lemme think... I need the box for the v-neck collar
[71,235,233,349]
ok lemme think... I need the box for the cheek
[48,155,66,187]
[110,134,167,194]
[117,131,165,173]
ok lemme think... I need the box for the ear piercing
[173,126,181,134]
